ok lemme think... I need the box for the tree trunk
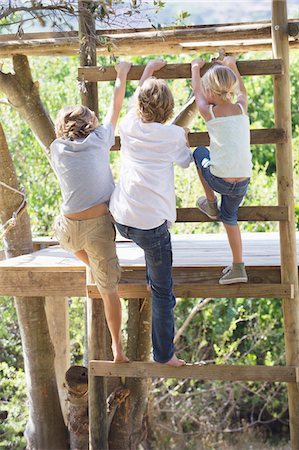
[0,123,68,449]
[65,366,89,450]
[0,55,55,161]
[108,298,152,450]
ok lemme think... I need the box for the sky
[155,0,299,26]
[1,0,298,34]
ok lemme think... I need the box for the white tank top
[206,103,252,178]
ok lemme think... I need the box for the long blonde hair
[55,105,99,140]
[137,77,174,123]
[202,64,239,102]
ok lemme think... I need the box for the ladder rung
[177,206,289,222]
[78,59,283,82]
[110,129,286,151]
[89,361,296,382]
[87,283,294,299]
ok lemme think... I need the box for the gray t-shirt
[51,123,115,214]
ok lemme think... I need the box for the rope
[0,182,27,240]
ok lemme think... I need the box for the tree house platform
[0,232,297,299]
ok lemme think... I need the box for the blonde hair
[137,77,174,124]
[55,105,99,140]
[202,64,239,102]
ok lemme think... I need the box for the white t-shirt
[51,123,115,214]
[110,100,193,230]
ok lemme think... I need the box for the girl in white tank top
[191,56,252,285]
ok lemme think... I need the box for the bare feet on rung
[165,354,186,367]
[112,346,129,363]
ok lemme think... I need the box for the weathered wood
[90,361,297,382]
[78,0,98,116]
[78,59,284,82]
[288,22,299,38]
[65,366,88,450]
[110,128,286,151]
[45,296,70,424]
[176,206,289,222]
[0,40,298,58]
[86,268,108,450]
[272,2,299,449]
[87,283,293,300]
[0,21,299,58]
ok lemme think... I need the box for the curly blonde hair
[55,105,99,140]
[137,78,174,124]
[202,64,239,102]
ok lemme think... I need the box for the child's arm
[104,61,132,129]
[139,59,167,86]
[222,56,248,112]
[191,58,211,121]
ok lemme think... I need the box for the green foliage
[0,49,298,449]
[0,362,27,450]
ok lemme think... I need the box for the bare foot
[112,346,129,363]
[165,354,186,367]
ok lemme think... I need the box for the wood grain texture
[78,60,284,82]
[89,361,297,382]
[110,129,286,151]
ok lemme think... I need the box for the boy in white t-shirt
[110,59,193,367]
[51,61,132,363]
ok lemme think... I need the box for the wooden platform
[0,232,297,298]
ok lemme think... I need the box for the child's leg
[84,215,128,362]
[218,184,249,284]
[75,250,89,265]
[116,222,185,367]
[193,146,217,201]
[99,291,128,363]
[223,223,242,263]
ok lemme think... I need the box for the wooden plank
[0,270,86,297]
[89,361,296,382]
[0,40,298,58]
[110,128,286,151]
[1,232,297,270]
[272,2,299,448]
[176,206,289,222]
[78,59,283,82]
[0,266,286,297]
[1,20,298,58]
[87,283,294,299]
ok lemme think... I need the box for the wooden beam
[78,59,283,82]
[288,22,299,39]
[0,266,287,298]
[110,128,286,151]
[87,283,294,300]
[176,206,289,222]
[0,40,298,58]
[89,361,297,382]
[272,2,299,449]
[1,20,298,58]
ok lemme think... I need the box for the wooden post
[272,1,299,448]
[78,0,98,115]
[45,296,70,424]
[86,269,108,450]
[65,366,89,450]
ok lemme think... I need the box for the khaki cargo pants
[54,212,121,294]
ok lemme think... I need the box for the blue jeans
[193,146,250,225]
[116,221,175,363]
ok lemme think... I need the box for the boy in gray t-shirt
[51,61,131,363]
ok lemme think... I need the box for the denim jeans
[116,221,175,363]
[193,146,250,225]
